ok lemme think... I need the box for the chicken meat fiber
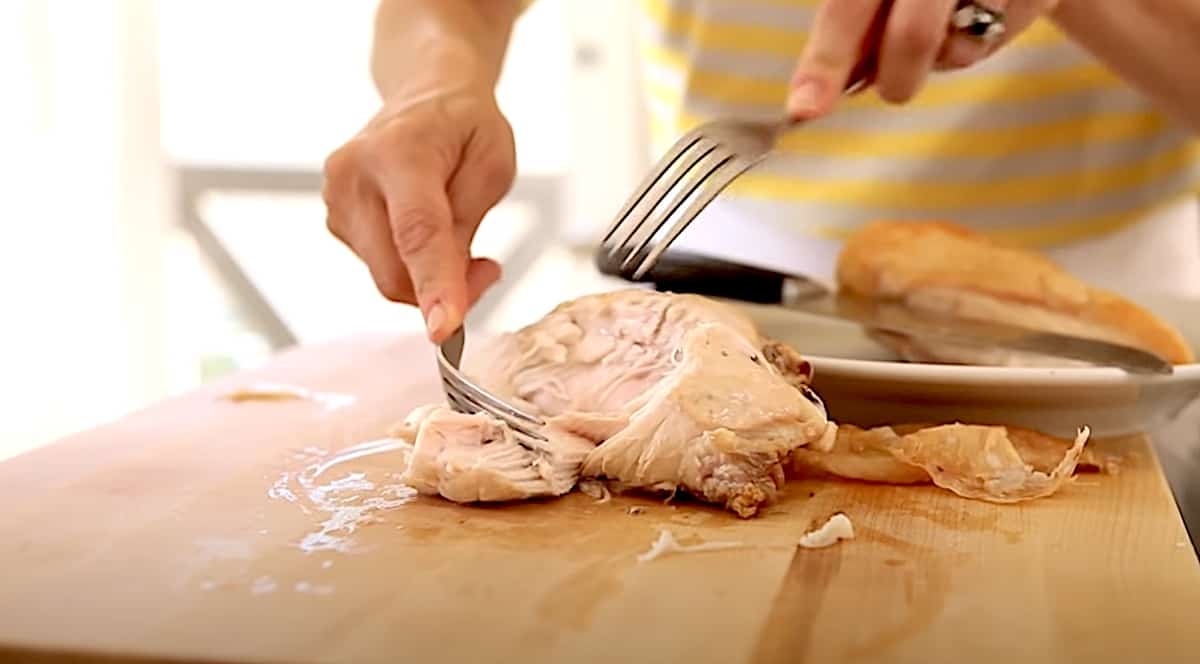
[394,290,835,517]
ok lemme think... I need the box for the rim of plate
[806,355,1200,386]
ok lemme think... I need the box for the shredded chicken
[637,515,852,561]
[798,513,855,549]
[636,529,745,562]
[396,408,595,503]
[578,480,612,503]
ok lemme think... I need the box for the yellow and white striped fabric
[633,0,1199,248]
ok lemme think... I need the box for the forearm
[370,0,522,98]
[1052,0,1200,131]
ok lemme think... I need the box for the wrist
[374,39,497,101]
[371,0,516,100]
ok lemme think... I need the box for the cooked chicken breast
[578,321,835,516]
[394,406,595,503]
[395,290,834,517]
[470,290,771,415]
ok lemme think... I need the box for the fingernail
[425,303,447,340]
[787,79,823,117]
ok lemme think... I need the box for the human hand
[323,59,516,343]
[787,0,1060,119]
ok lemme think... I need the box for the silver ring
[952,0,1006,43]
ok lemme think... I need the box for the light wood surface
[1,334,1198,664]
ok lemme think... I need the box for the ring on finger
[951,0,1006,44]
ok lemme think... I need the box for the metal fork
[598,118,786,281]
[597,32,882,281]
[598,0,1003,282]
[436,327,548,442]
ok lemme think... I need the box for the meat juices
[394,290,836,518]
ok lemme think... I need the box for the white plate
[737,294,1200,438]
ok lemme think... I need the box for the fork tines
[436,330,548,442]
[599,121,767,281]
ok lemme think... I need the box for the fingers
[325,113,515,345]
[875,0,957,103]
[370,146,468,343]
[446,112,517,246]
[982,0,1055,56]
[788,0,886,119]
[325,143,416,304]
[936,34,992,70]
[330,188,417,303]
[443,113,514,312]
[325,154,503,340]
[327,132,467,343]
[324,90,520,346]
[791,0,1041,116]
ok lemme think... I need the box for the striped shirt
[633,0,1200,249]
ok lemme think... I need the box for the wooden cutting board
[1,334,1198,664]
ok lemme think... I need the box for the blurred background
[0,0,649,459]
